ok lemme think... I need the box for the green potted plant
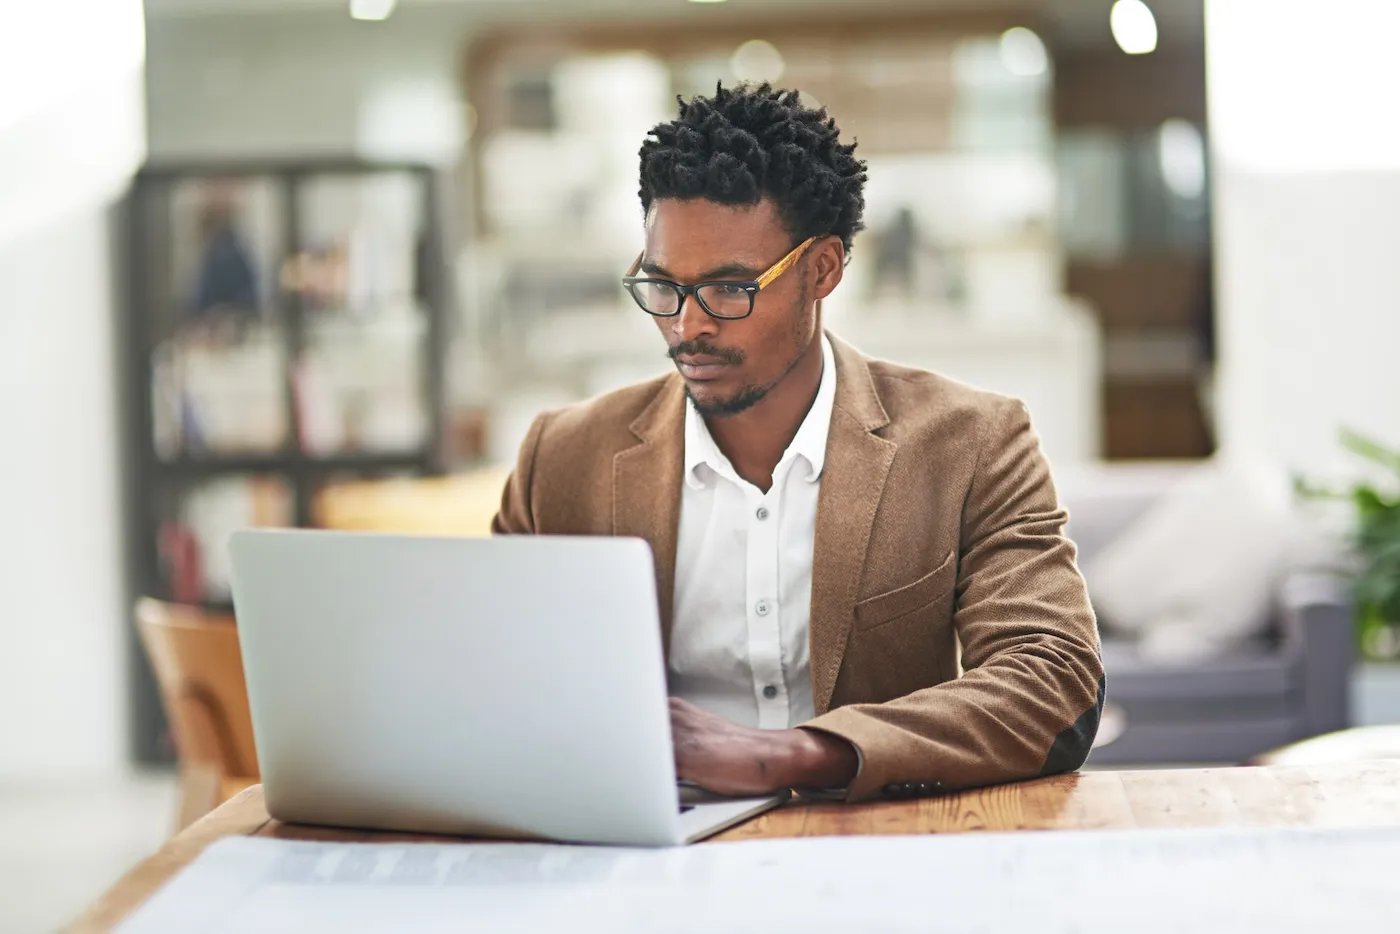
[1298,429,1400,660]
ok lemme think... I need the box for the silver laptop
[227,529,787,846]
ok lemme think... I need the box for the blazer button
[917,782,933,795]
[882,783,903,798]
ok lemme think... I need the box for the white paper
[116,825,1400,933]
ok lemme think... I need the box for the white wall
[0,207,128,781]
[0,0,144,781]
[1208,0,1400,476]
[1212,171,1400,475]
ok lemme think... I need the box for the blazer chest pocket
[853,549,957,632]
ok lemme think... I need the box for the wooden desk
[69,760,1400,933]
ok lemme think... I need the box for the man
[493,83,1104,803]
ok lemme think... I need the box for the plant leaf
[1294,475,1349,501]
[1352,485,1391,520]
[1341,427,1400,477]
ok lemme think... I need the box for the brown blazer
[492,333,1104,802]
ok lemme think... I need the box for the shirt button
[755,600,770,616]
[763,685,779,699]
[756,506,770,521]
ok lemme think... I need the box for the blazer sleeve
[803,398,1105,801]
[490,411,552,536]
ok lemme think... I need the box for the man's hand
[669,697,859,796]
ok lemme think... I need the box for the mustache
[668,340,744,365]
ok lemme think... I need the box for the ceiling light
[350,0,397,22]
[999,27,1049,78]
[731,39,785,84]
[1157,119,1206,200]
[1111,0,1158,55]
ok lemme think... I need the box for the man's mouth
[674,354,733,380]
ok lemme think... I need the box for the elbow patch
[1039,673,1106,776]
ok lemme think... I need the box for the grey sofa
[1056,463,1354,765]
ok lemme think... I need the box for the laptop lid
[229,530,688,846]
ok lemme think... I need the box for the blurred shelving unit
[120,159,451,764]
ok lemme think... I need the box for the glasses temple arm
[755,236,818,289]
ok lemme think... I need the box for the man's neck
[703,334,825,493]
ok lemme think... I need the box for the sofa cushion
[1059,463,1190,564]
[1080,458,1303,663]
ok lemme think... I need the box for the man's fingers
[668,696,699,716]
[668,697,705,731]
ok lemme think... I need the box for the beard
[681,335,811,417]
[686,382,770,417]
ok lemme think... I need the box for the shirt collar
[683,334,837,490]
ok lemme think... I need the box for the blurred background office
[3,1,1400,931]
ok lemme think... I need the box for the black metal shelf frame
[119,159,452,764]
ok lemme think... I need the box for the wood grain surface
[66,760,1400,933]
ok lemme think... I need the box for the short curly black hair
[638,83,867,258]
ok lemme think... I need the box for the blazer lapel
[613,375,687,660]
[810,335,896,714]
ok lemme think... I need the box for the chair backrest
[313,468,509,537]
[135,598,258,781]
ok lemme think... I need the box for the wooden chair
[313,467,509,537]
[135,598,259,831]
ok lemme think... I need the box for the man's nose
[669,293,720,345]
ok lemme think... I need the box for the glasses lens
[696,284,753,319]
[628,281,680,316]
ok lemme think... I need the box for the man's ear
[812,238,846,302]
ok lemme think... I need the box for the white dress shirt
[669,335,837,730]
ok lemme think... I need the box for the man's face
[640,198,839,416]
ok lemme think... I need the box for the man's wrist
[780,727,859,790]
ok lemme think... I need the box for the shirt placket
[744,467,790,730]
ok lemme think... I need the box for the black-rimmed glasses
[621,236,818,320]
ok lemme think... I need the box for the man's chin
[686,384,767,417]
